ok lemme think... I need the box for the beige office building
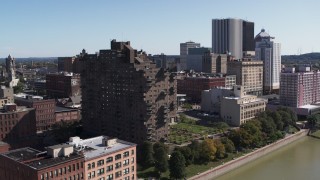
[221,86,266,126]
[227,59,263,96]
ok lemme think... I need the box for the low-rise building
[0,136,136,180]
[201,87,233,113]
[0,104,36,144]
[46,72,81,98]
[55,106,81,123]
[14,94,55,132]
[221,86,267,126]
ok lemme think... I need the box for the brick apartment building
[0,104,36,147]
[46,73,81,98]
[58,56,85,74]
[80,40,177,144]
[0,136,136,180]
[14,95,55,132]
[177,73,236,102]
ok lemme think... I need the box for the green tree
[271,111,284,131]
[140,141,154,168]
[188,140,201,163]
[221,137,235,153]
[153,143,168,177]
[200,139,217,162]
[214,139,226,159]
[307,114,320,127]
[175,146,194,166]
[13,82,24,93]
[169,151,186,179]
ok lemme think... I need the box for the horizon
[1,0,320,58]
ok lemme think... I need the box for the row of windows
[40,162,83,180]
[87,150,134,170]
[88,158,134,171]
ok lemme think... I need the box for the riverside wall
[189,129,309,180]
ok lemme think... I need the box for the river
[216,136,320,180]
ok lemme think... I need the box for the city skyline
[1,0,319,57]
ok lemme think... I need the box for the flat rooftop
[71,136,136,160]
[55,106,78,113]
[299,104,320,110]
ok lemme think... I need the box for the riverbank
[188,129,309,180]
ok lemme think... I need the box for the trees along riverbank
[137,107,299,179]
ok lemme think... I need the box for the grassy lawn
[311,130,320,138]
[168,123,218,144]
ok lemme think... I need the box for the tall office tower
[212,18,254,59]
[179,41,200,71]
[227,59,263,96]
[280,66,320,107]
[80,40,177,144]
[255,29,281,93]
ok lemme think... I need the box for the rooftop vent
[102,137,118,147]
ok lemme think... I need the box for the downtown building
[227,58,263,96]
[255,29,281,93]
[179,41,200,71]
[202,52,229,74]
[0,136,136,180]
[212,18,255,59]
[280,66,320,108]
[80,40,177,144]
[46,72,81,98]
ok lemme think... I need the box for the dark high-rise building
[80,40,177,144]
[212,18,254,59]
[242,21,255,51]
[46,73,81,98]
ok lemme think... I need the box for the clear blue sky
[1,0,319,57]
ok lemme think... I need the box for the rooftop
[55,106,78,113]
[70,136,136,160]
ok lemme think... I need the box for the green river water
[216,137,320,180]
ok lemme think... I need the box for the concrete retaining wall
[189,129,308,180]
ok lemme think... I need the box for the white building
[201,87,233,113]
[220,86,267,126]
[255,29,281,93]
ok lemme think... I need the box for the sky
[1,0,320,57]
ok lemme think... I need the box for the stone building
[227,58,263,96]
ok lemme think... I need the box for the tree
[221,137,235,153]
[271,111,284,131]
[176,146,194,166]
[13,82,24,94]
[139,141,154,168]
[169,151,186,179]
[153,143,168,177]
[188,140,201,163]
[200,139,217,162]
[214,139,226,158]
[307,114,320,128]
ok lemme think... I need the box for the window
[123,151,129,157]
[115,162,121,169]
[106,174,113,180]
[106,165,113,172]
[131,157,134,163]
[97,159,104,166]
[131,166,134,172]
[97,168,105,176]
[91,171,95,178]
[131,150,134,155]
[106,157,113,163]
[123,168,129,175]
[115,171,122,178]
[125,177,130,180]
[115,154,121,160]
[123,159,129,166]
[92,162,95,168]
